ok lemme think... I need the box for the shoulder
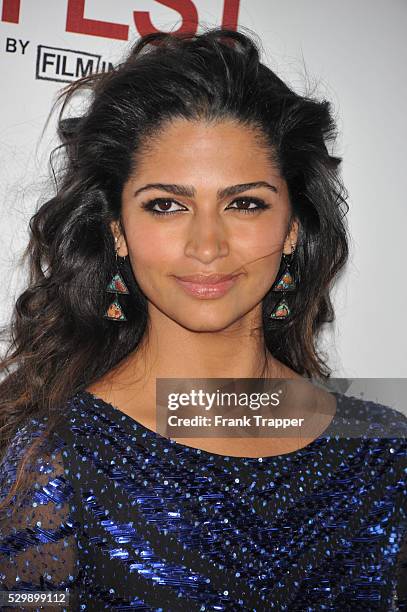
[330,391,407,483]
[1,415,51,481]
[328,393,407,506]
[333,391,407,437]
[0,412,72,508]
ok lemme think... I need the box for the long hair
[0,26,349,509]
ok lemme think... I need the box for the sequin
[0,391,406,611]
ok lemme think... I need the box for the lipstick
[173,273,242,299]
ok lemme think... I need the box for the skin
[88,118,335,456]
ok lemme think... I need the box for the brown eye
[226,198,270,213]
[155,200,175,212]
[141,198,187,215]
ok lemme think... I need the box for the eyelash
[141,197,270,216]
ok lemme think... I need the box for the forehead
[133,118,278,177]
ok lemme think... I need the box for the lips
[172,272,243,299]
[174,273,240,284]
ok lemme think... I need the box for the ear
[283,217,299,255]
[109,220,129,257]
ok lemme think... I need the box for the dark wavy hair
[0,26,348,509]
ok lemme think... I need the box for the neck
[125,302,291,384]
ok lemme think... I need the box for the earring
[104,239,129,322]
[269,244,296,320]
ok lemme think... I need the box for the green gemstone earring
[270,244,296,320]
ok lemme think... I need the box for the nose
[184,210,229,264]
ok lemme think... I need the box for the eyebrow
[133,181,278,199]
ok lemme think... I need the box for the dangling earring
[104,238,129,322]
[269,243,296,320]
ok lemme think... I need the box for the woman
[0,27,406,611]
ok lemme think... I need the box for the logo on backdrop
[2,1,240,83]
[36,46,113,83]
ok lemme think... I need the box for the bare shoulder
[85,353,151,416]
[86,367,116,399]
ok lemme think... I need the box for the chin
[171,311,247,333]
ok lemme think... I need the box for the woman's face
[114,118,298,332]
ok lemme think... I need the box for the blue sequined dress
[0,390,406,611]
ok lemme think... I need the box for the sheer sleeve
[0,419,80,610]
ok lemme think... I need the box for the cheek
[125,221,179,274]
[235,218,287,271]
